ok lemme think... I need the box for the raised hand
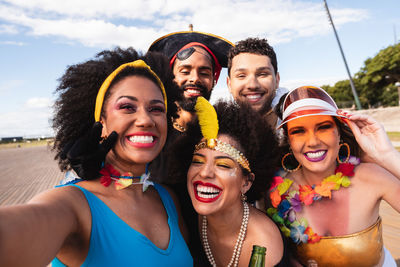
[337,110,400,175]
[61,122,118,180]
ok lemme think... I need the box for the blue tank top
[52,183,193,267]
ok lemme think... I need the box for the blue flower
[290,225,308,244]
[278,199,291,218]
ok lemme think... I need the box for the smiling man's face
[173,46,214,104]
[227,53,280,113]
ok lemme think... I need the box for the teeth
[306,151,326,159]
[187,89,200,94]
[129,135,154,143]
[246,94,261,100]
[196,184,220,199]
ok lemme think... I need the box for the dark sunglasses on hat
[176,47,196,61]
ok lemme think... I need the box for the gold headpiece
[94,59,167,122]
[194,97,251,173]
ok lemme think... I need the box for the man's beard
[258,95,274,115]
[178,83,212,112]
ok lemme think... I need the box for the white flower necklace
[202,201,250,267]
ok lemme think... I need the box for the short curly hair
[168,100,280,202]
[227,37,278,76]
[52,47,179,171]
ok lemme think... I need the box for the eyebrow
[177,64,212,71]
[117,96,165,106]
[193,153,234,161]
[317,120,335,126]
[233,66,273,72]
[289,120,334,129]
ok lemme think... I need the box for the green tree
[358,43,400,107]
[322,79,364,108]
[325,43,400,108]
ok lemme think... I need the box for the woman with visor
[269,86,400,266]
[0,48,193,266]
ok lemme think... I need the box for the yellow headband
[194,97,251,173]
[94,59,167,122]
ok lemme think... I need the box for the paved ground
[0,145,399,265]
[353,106,400,132]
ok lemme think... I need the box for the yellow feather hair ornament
[194,97,219,148]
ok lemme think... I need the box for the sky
[0,0,399,138]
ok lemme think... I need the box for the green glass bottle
[248,245,266,267]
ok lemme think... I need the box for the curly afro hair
[168,100,280,202]
[227,37,278,76]
[52,47,179,171]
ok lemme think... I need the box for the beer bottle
[248,245,266,267]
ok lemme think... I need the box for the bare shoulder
[28,184,91,228]
[247,206,284,264]
[29,185,88,210]
[354,162,392,184]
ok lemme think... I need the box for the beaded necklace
[202,201,249,267]
[267,159,359,244]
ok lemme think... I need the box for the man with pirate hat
[149,30,233,133]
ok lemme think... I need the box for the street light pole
[323,0,362,110]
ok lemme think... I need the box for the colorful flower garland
[267,157,360,244]
[100,164,153,191]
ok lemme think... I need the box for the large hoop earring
[337,142,350,163]
[281,152,301,173]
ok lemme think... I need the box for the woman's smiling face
[187,135,249,216]
[287,115,340,175]
[101,75,167,168]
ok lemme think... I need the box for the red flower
[335,163,354,177]
[299,185,315,205]
[305,227,321,243]
[99,164,120,187]
[270,176,284,190]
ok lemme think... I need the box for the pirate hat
[149,31,233,82]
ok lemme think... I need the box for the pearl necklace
[202,201,249,267]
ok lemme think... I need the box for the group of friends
[0,30,399,267]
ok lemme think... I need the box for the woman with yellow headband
[169,98,286,266]
[0,48,192,266]
[269,86,400,266]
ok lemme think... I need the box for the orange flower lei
[267,160,358,244]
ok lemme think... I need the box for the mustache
[180,83,208,93]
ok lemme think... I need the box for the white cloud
[0,0,368,50]
[0,40,25,46]
[280,75,347,90]
[0,24,18,34]
[0,80,24,93]
[25,97,53,109]
[0,108,53,137]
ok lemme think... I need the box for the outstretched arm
[0,187,83,266]
[338,110,400,178]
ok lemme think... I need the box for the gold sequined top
[295,217,383,267]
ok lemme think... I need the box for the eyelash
[319,124,332,130]
[217,163,231,169]
[119,103,136,111]
[118,103,165,113]
[289,129,304,135]
[149,106,165,113]
[289,124,333,135]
